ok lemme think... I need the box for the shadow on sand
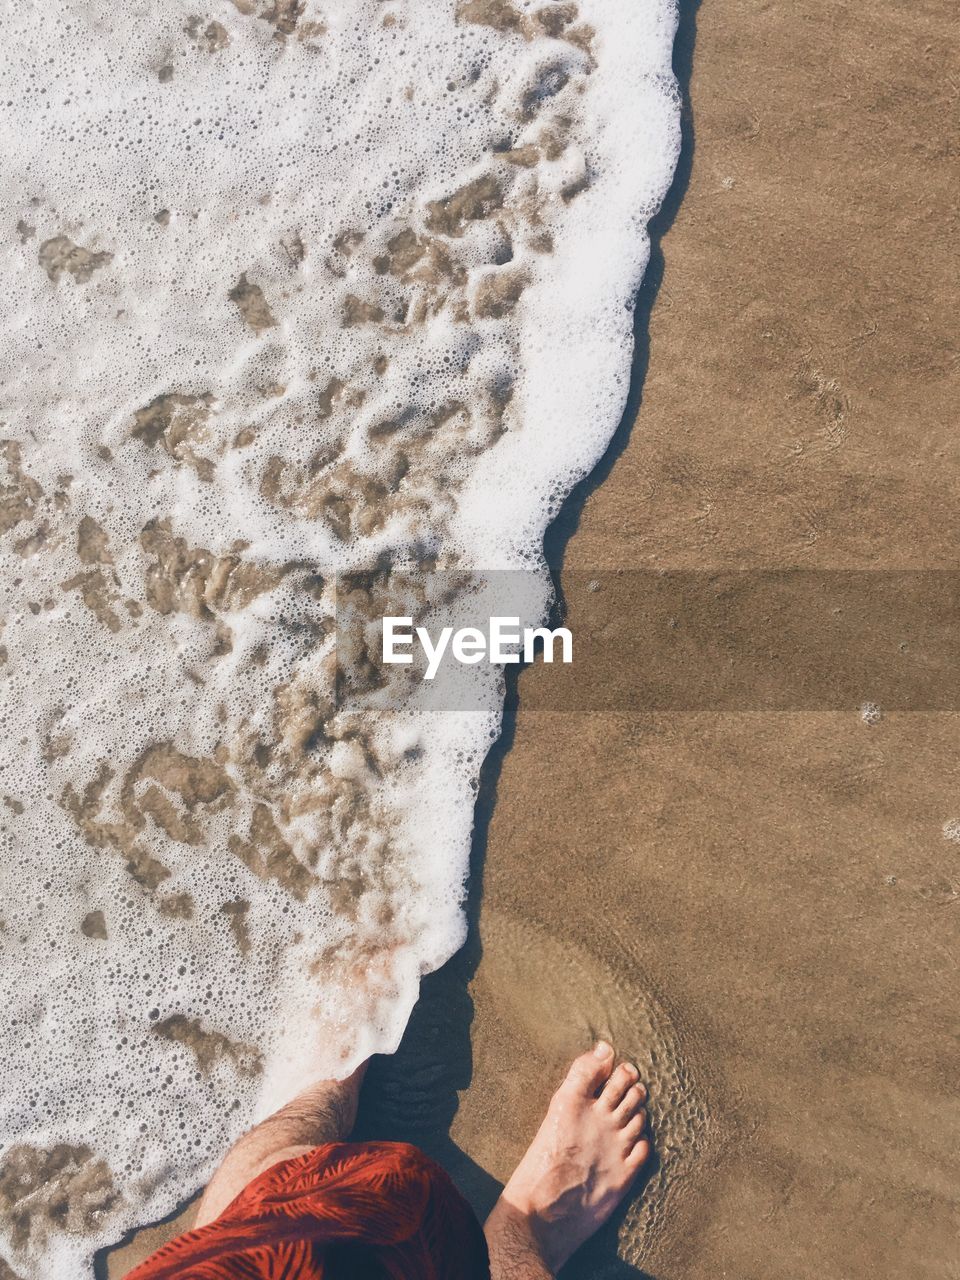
[354,4,702,1277]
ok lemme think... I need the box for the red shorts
[124,1140,491,1279]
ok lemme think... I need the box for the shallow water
[0,1,679,1272]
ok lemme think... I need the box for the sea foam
[0,1,679,1273]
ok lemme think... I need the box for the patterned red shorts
[124,1141,491,1279]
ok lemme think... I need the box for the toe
[626,1137,651,1169]
[600,1061,639,1109]
[614,1083,646,1123]
[621,1112,647,1147]
[562,1041,615,1096]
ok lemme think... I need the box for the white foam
[0,1,679,1272]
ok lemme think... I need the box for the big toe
[562,1041,616,1097]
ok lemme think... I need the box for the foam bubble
[0,1,679,1273]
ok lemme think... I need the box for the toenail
[623,1062,639,1079]
[594,1040,613,1059]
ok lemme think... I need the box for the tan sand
[109,0,959,1276]
[436,1,959,1276]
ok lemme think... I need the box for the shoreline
[453,0,960,1274]
[109,0,959,1275]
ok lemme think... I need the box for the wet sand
[109,0,959,1276]
[443,1,959,1275]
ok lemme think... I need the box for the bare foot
[485,1042,650,1275]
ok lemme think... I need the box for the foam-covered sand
[0,2,679,1274]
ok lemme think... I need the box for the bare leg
[484,1042,650,1278]
[194,1064,366,1227]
